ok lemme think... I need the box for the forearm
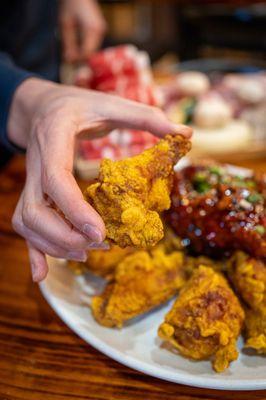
[7,78,57,149]
[0,53,34,152]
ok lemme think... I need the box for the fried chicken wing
[245,308,266,354]
[158,265,244,372]
[69,245,134,278]
[227,251,266,310]
[227,251,266,354]
[91,246,187,328]
[85,135,191,249]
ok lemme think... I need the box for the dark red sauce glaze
[167,164,266,260]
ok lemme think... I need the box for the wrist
[7,78,58,148]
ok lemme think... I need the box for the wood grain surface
[0,155,266,400]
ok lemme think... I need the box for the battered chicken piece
[227,251,266,310]
[91,247,187,328]
[158,265,244,372]
[185,255,225,276]
[227,251,266,354]
[85,135,191,248]
[245,308,266,354]
[68,245,134,278]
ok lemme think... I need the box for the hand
[59,0,107,63]
[8,78,192,282]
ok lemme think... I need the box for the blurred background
[100,0,266,66]
[70,0,266,178]
[72,0,266,176]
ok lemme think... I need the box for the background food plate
[39,164,266,391]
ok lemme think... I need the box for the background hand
[60,0,107,63]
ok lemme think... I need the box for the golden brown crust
[158,265,244,372]
[227,251,266,310]
[68,245,134,279]
[227,251,266,354]
[85,135,191,249]
[91,246,187,328]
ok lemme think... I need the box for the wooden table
[1,155,266,400]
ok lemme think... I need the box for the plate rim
[39,163,265,391]
[39,278,266,391]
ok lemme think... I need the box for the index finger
[38,122,106,243]
[92,93,193,139]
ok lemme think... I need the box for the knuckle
[61,233,86,250]
[12,213,23,234]
[150,106,163,118]
[43,170,59,195]
[22,201,38,229]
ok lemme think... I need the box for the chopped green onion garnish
[193,181,211,194]
[194,172,207,182]
[232,178,256,189]
[247,193,263,203]
[254,225,265,235]
[209,165,223,176]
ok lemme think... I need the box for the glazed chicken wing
[158,265,244,372]
[168,162,266,260]
[91,246,187,328]
[85,135,191,248]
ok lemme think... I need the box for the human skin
[59,0,107,63]
[8,77,192,282]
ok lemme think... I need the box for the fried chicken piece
[227,251,266,354]
[68,245,134,278]
[185,255,225,276]
[227,251,266,310]
[91,246,187,328]
[158,265,244,372]
[85,135,191,249]
[245,308,266,354]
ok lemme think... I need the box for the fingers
[79,0,106,59]
[42,168,106,243]
[28,128,106,245]
[12,190,108,283]
[21,199,95,251]
[27,243,48,282]
[99,95,193,139]
[12,195,88,259]
[60,15,79,63]
[80,25,105,59]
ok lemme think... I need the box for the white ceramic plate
[40,257,266,391]
[39,163,266,391]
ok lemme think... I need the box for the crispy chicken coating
[91,246,187,328]
[185,255,225,276]
[69,245,133,278]
[158,265,244,372]
[85,135,191,248]
[227,251,266,354]
[244,308,266,354]
[227,251,266,310]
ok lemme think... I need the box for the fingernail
[172,124,193,138]
[67,251,87,262]
[83,224,103,243]
[87,242,110,250]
